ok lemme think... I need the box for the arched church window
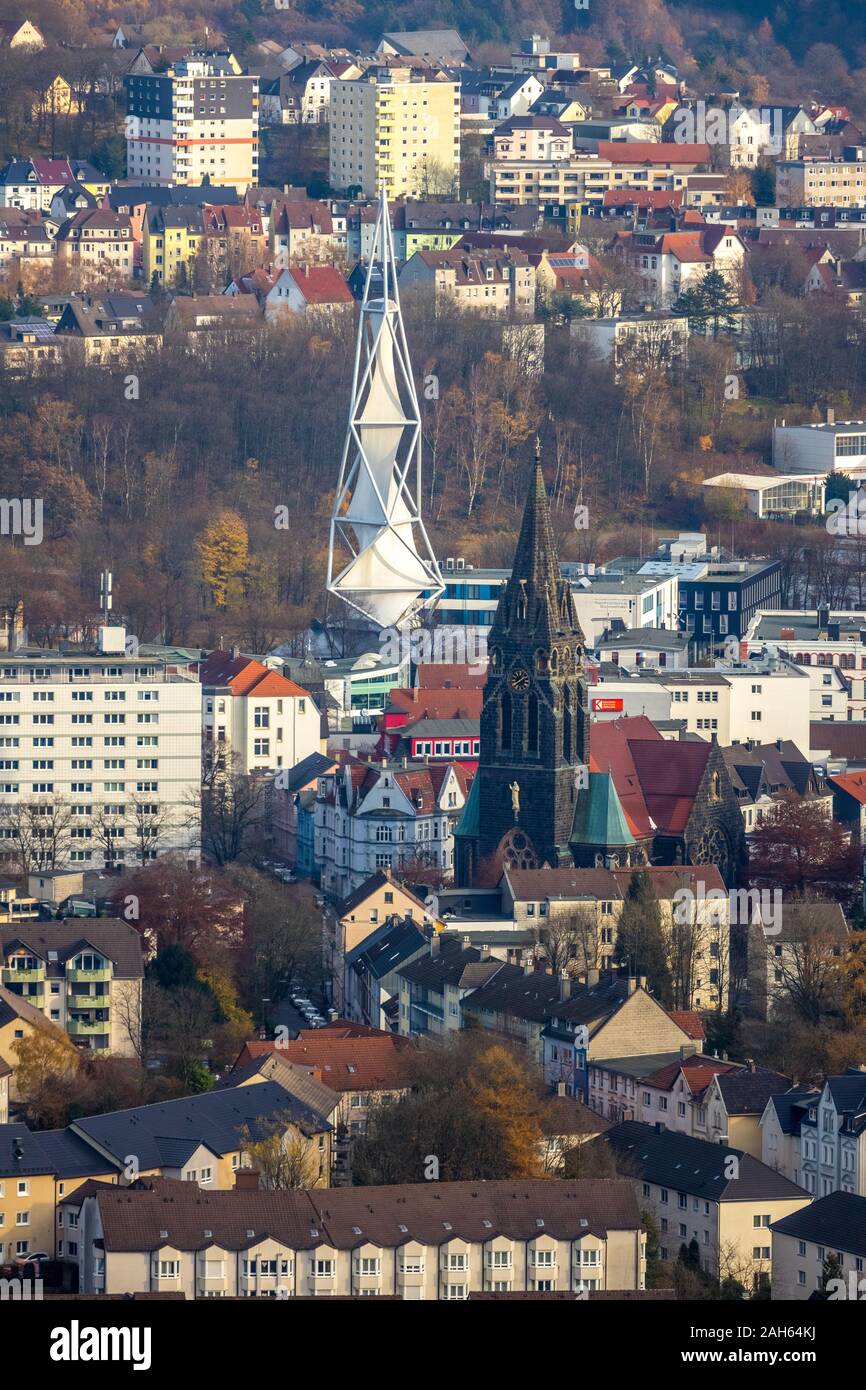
[550,649,559,675]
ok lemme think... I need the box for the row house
[0,214,55,276]
[74,1174,646,1298]
[54,208,134,281]
[329,869,435,1012]
[270,198,347,265]
[722,738,832,834]
[0,919,143,1057]
[397,934,502,1039]
[399,247,536,317]
[604,1121,810,1291]
[343,914,428,1029]
[770,1191,866,1299]
[0,157,109,212]
[761,1073,866,1199]
[314,758,471,900]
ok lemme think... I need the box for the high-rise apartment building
[0,625,202,871]
[329,67,460,199]
[124,55,259,192]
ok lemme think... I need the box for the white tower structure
[327,189,443,629]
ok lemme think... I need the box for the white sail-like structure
[327,189,443,629]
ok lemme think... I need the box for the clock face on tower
[509,668,530,692]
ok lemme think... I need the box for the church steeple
[491,439,585,649]
[454,444,592,886]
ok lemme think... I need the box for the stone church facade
[454,453,745,888]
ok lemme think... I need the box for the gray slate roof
[604,1121,809,1202]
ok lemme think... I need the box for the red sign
[592,698,624,712]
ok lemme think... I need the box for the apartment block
[124,55,259,192]
[490,143,709,209]
[604,1121,810,1291]
[329,67,460,199]
[776,154,866,208]
[0,919,144,1055]
[73,1175,646,1298]
[0,625,202,871]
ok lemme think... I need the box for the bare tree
[0,796,73,874]
[130,796,172,866]
[533,907,601,975]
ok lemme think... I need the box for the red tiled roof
[199,650,311,699]
[603,188,683,209]
[826,770,866,804]
[666,1011,706,1041]
[286,265,352,304]
[233,1029,411,1092]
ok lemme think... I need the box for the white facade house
[199,651,322,776]
[0,626,201,870]
[797,1077,866,1199]
[745,609,866,721]
[315,758,470,900]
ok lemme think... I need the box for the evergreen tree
[615,870,673,1005]
[672,267,738,337]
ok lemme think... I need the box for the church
[454,452,746,888]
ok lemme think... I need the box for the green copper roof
[453,774,480,839]
[570,771,635,847]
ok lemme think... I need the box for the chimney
[627,977,637,995]
[776,737,784,751]
[746,1057,756,1072]
[817,607,829,633]
[234,1166,260,1192]
[680,1043,698,1060]
[230,644,240,659]
[524,961,535,977]
[638,975,648,990]
[827,407,835,425]
[560,973,572,1001]
[431,933,441,957]
[557,1080,567,1097]
[586,968,599,987]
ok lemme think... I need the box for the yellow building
[33,75,83,120]
[330,66,460,199]
[143,204,206,286]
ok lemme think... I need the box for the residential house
[142,204,205,287]
[330,869,437,1013]
[269,199,344,266]
[377,30,471,64]
[760,1086,821,1184]
[0,209,56,277]
[722,738,831,834]
[75,1174,645,1298]
[572,311,689,375]
[748,903,849,1020]
[0,919,144,1056]
[0,985,56,1099]
[267,264,353,315]
[399,247,535,317]
[163,294,263,342]
[598,1052,743,1136]
[343,914,429,1029]
[0,315,61,375]
[770,1190,866,1298]
[491,115,573,162]
[701,1066,793,1158]
[201,203,266,280]
[54,292,161,363]
[603,1120,810,1290]
[0,1057,8,1122]
[32,75,83,121]
[315,758,471,900]
[232,1022,412,1135]
[54,208,134,281]
[494,73,545,122]
[795,1073,866,1199]
[199,650,322,776]
[271,751,339,874]
[614,224,746,308]
[0,19,45,48]
[397,934,503,1039]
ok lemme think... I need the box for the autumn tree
[196,509,249,608]
[11,1024,80,1129]
[239,1114,322,1189]
[749,798,861,899]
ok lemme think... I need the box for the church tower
[455,445,589,884]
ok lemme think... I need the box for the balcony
[67,967,111,983]
[2,967,44,984]
[67,992,109,1009]
[67,1017,110,1036]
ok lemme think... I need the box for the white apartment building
[594,661,812,749]
[0,626,201,870]
[745,609,866,720]
[315,758,470,900]
[329,67,461,199]
[199,650,322,775]
[772,415,866,473]
[124,56,259,191]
